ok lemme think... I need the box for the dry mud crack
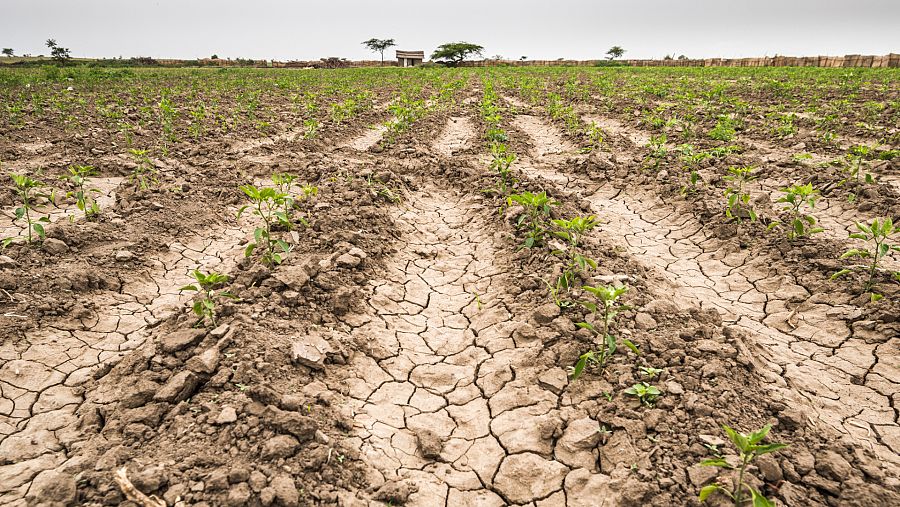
[512,113,900,473]
[0,199,250,504]
[331,186,583,505]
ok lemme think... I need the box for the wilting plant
[832,217,899,296]
[3,173,50,246]
[179,269,236,327]
[507,191,558,248]
[237,184,294,265]
[569,284,639,380]
[723,166,757,227]
[62,164,101,219]
[699,424,789,507]
[769,183,823,240]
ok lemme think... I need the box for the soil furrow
[510,112,900,471]
[333,185,577,505]
[0,215,250,504]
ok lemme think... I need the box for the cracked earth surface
[0,192,250,504]
[510,112,900,473]
[334,187,583,506]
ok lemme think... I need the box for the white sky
[3,0,899,61]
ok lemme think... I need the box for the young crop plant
[365,174,403,204]
[624,382,660,406]
[552,215,599,287]
[832,218,900,297]
[769,183,824,240]
[179,269,236,327]
[676,144,710,195]
[842,145,876,187]
[2,174,51,247]
[303,118,320,139]
[507,191,558,248]
[770,112,798,138]
[488,142,517,195]
[709,115,738,142]
[723,166,758,229]
[238,184,294,265]
[537,274,575,309]
[699,424,789,507]
[579,122,604,154]
[62,165,101,220]
[158,95,178,149]
[569,284,639,380]
[644,134,668,169]
[128,149,158,190]
[270,173,310,228]
[640,366,664,379]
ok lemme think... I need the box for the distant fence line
[461,54,900,68]
[23,54,896,70]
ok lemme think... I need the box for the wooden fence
[461,54,899,68]
[130,54,900,69]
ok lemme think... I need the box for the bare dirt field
[1,66,898,506]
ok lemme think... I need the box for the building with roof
[396,50,424,67]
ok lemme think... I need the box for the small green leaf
[622,338,640,355]
[750,486,775,507]
[699,484,721,502]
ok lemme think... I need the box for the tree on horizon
[362,38,397,66]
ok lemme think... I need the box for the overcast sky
[3,0,898,61]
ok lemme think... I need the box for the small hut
[396,50,424,67]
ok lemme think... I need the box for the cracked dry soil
[337,187,576,505]
[510,108,900,473]
[1,72,899,507]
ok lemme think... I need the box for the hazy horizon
[3,0,899,62]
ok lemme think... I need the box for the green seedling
[507,191,558,248]
[640,366,664,379]
[676,144,709,195]
[769,183,823,240]
[552,215,600,288]
[832,218,900,294]
[3,173,51,246]
[580,122,604,153]
[238,184,294,265]
[179,269,236,327]
[569,284,639,380]
[62,165,101,219]
[624,382,660,406]
[366,174,403,203]
[489,142,517,195]
[537,274,575,309]
[644,133,668,169]
[303,118,320,139]
[699,424,789,507]
[723,166,757,227]
[128,148,158,190]
[843,145,875,186]
[709,114,737,141]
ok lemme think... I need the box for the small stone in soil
[0,255,16,268]
[215,406,238,425]
[115,250,134,261]
[42,238,69,255]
